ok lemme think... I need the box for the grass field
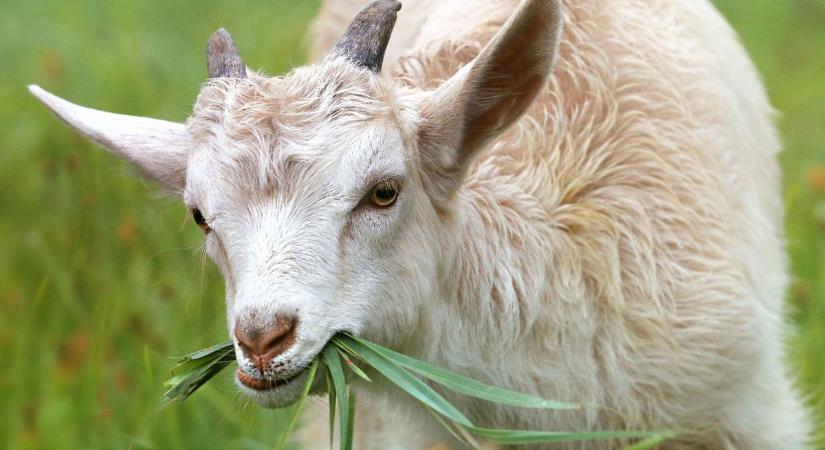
[0,0,823,448]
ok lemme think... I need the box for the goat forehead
[186,117,407,213]
[184,63,407,206]
[187,61,395,143]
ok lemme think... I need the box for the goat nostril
[262,317,297,356]
[234,316,299,369]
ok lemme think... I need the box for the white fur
[30,0,810,448]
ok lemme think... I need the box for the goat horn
[207,28,246,79]
[329,0,401,72]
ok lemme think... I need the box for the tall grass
[0,0,823,448]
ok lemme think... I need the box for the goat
[30,0,810,448]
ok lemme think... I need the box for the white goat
[29,0,810,448]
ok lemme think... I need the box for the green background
[0,0,822,448]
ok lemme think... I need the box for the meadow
[0,0,823,448]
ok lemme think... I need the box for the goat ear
[28,85,188,192]
[418,0,563,201]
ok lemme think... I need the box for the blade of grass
[347,335,578,410]
[167,357,216,379]
[344,392,356,450]
[177,340,234,361]
[322,345,351,450]
[272,359,319,450]
[466,427,663,445]
[337,347,371,382]
[167,342,234,377]
[336,336,668,446]
[325,364,336,450]
[162,346,235,403]
[332,336,473,428]
[165,337,670,449]
[424,406,471,447]
[621,432,677,450]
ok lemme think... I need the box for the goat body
[30,0,810,448]
[306,1,809,449]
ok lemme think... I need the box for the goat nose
[234,316,298,372]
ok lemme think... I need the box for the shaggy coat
[29,0,810,449]
[303,0,809,449]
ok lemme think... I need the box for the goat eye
[368,181,399,208]
[192,208,210,232]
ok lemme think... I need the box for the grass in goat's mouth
[164,334,674,450]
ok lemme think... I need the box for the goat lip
[236,368,304,391]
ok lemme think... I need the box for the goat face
[184,63,435,406]
[29,0,563,407]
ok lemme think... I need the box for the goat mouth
[236,368,304,391]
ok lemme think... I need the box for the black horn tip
[207,28,247,79]
[330,0,402,73]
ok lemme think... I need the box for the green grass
[0,0,823,448]
[164,336,668,449]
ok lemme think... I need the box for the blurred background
[0,0,822,448]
